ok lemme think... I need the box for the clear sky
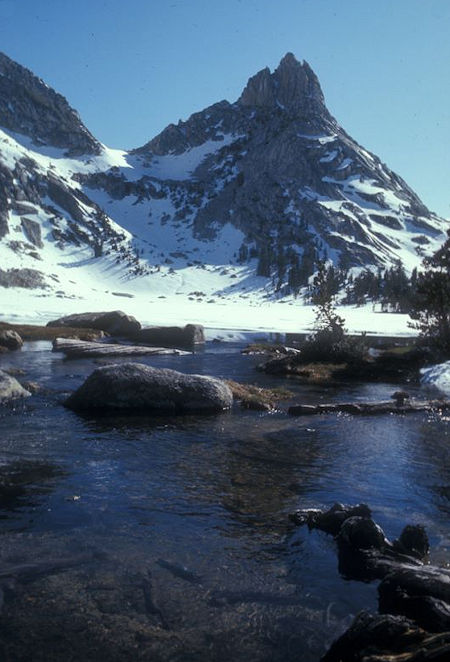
[0,0,449,217]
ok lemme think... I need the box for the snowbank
[0,287,417,341]
[421,361,450,396]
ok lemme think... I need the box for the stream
[0,340,449,661]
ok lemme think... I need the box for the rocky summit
[0,52,447,301]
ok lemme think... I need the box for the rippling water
[0,341,450,661]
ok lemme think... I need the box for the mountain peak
[0,51,100,155]
[237,52,326,114]
[277,51,302,68]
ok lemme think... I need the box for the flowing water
[0,341,450,661]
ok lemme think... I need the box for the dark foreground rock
[65,363,233,414]
[135,324,205,347]
[322,611,450,662]
[290,503,428,581]
[52,337,191,358]
[0,370,31,404]
[379,565,450,632]
[0,329,23,351]
[46,311,141,337]
[290,503,450,661]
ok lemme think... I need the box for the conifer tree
[409,230,450,353]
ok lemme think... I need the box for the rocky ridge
[0,51,447,300]
[0,52,100,155]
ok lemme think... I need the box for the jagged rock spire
[237,52,327,115]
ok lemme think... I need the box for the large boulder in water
[136,324,205,347]
[0,329,23,351]
[46,311,141,337]
[0,370,31,404]
[65,363,233,414]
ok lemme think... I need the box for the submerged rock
[65,362,233,414]
[47,311,141,337]
[0,370,31,404]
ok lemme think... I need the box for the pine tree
[409,231,450,353]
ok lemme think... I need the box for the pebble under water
[1,340,450,661]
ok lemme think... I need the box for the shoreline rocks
[46,311,141,337]
[65,362,233,414]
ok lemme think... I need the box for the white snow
[320,150,338,163]
[421,362,450,395]
[133,135,241,181]
[297,133,337,145]
[0,128,129,186]
[0,286,418,341]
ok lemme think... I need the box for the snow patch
[421,362,450,396]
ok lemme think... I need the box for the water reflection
[0,459,66,517]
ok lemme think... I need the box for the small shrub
[301,261,367,364]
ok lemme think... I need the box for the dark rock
[299,506,450,661]
[337,515,388,551]
[393,524,429,559]
[65,362,233,414]
[289,502,372,535]
[238,52,326,115]
[290,504,427,582]
[0,370,31,404]
[379,565,450,632]
[20,217,43,248]
[321,611,450,662]
[336,519,426,582]
[0,51,100,155]
[47,177,85,223]
[136,324,205,347]
[0,329,23,350]
[47,311,141,337]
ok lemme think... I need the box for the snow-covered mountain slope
[0,51,447,308]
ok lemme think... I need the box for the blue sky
[0,0,449,217]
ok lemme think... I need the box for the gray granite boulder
[136,324,205,347]
[0,370,31,404]
[0,329,24,350]
[46,310,141,337]
[65,363,232,414]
